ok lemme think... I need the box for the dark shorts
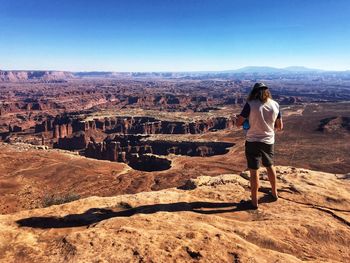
[245,141,274,170]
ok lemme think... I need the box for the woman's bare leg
[249,169,259,208]
[266,166,278,199]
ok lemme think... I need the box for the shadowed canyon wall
[84,135,234,171]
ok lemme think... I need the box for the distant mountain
[74,71,132,78]
[229,66,282,73]
[0,70,74,82]
[1,67,349,82]
[73,67,326,78]
[282,66,323,72]
[229,66,323,74]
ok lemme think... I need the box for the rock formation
[84,135,234,171]
[0,166,349,262]
[318,116,350,133]
[54,131,88,150]
[35,115,235,138]
[1,72,350,262]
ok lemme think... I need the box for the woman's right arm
[236,103,250,127]
[236,115,246,127]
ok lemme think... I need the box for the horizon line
[1,66,350,73]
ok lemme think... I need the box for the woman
[236,83,283,209]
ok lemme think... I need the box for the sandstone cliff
[0,166,349,262]
[35,115,235,139]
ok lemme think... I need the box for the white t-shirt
[240,98,281,144]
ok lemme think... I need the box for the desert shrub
[118,201,133,209]
[42,193,81,207]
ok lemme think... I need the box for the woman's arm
[236,115,246,127]
[275,118,283,130]
[274,110,283,130]
[236,103,250,127]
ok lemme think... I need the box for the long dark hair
[247,83,272,103]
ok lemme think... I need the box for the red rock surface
[0,76,349,262]
[0,166,349,262]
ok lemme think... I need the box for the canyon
[0,74,349,262]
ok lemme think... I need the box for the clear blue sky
[1,0,349,71]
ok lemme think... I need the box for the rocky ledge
[0,166,349,262]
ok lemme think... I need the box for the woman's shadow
[16,195,276,229]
